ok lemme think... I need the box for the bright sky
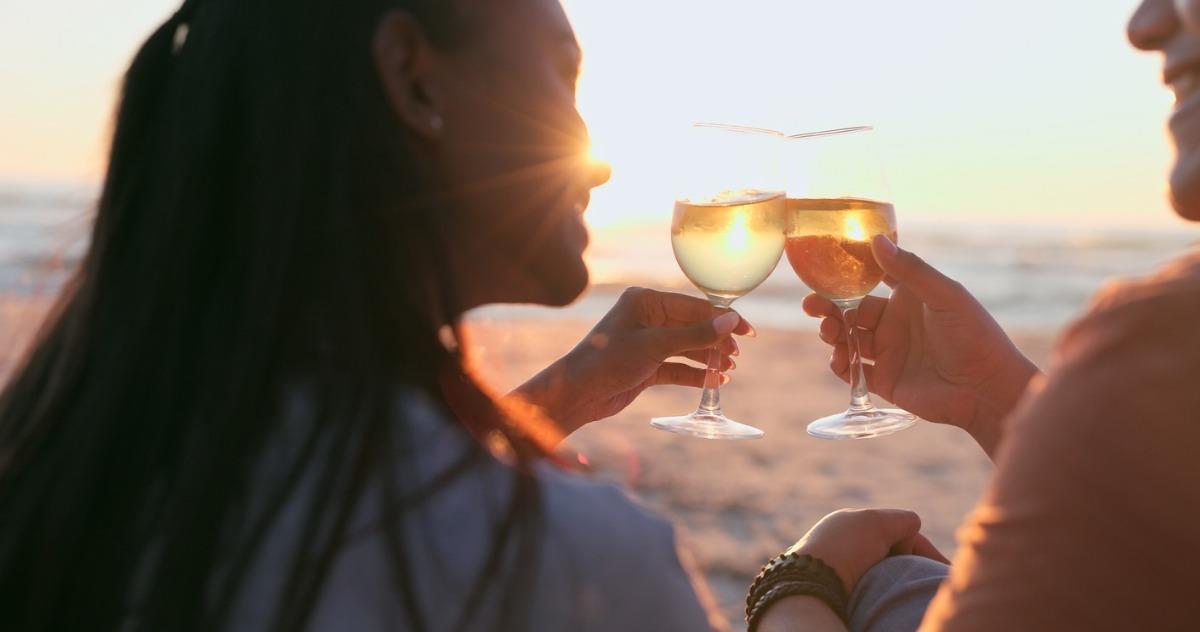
[0,0,1183,228]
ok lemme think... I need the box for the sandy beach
[0,295,1055,624]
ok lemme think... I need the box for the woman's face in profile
[1130,0,1200,219]
[423,0,610,308]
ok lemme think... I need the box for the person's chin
[1169,103,1200,221]
[534,254,589,307]
[537,216,591,306]
[1169,152,1200,221]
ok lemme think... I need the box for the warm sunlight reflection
[586,145,603,167]
[724,210,752,252]
[844,216,867,242]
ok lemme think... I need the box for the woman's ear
[372,10,446,139]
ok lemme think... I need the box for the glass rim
[693,122,785,137]
[786,125,874,140]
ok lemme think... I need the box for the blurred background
[3,0,1192,328]
[0,0,1191,622]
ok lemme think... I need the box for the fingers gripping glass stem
[784,125,917,440]
[699,345,724,414]
[806,298,917,440]
[652,300,765,440]
[652,123,785,440]
[842,301,873,412]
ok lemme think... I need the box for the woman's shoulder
[535,461,674,541]
[391,388,674,540]
[318,390,713,630]
[392,388,670,532]
[529,462,716,630]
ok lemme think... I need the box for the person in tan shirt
[758,0,1200,629]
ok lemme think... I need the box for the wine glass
[783,126,918,439]
[651,123,786,440]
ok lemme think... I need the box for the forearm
[508,358,584,439]
[757,596,848,632]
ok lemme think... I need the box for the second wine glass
[650,124,786,440]
[783,126,918,440]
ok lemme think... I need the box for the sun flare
[844,215,867,242]
[723,210,751,252]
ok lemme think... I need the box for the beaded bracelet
[745,552,848,631]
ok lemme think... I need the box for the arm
[805,236,1040,458]
[507,287,752,439]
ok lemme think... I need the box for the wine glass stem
[698,299,732,415]
[698,345,723,414]
[839,300,874,412]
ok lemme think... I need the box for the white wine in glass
[785,127,917,440]
[785,197,896,301]
[652,124,786,440]
[673,190,787,301]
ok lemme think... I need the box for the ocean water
[563,218,1200,332]
[0,182,94,296]
[3,182,1198,332]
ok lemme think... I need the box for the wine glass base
[807,408,918,440]
[651,411,765,440]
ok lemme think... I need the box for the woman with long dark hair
[0,0,798,629]
[0,0,955,629]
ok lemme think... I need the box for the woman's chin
[534,217,591,306]
[536,258,590,307]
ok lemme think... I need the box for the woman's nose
[586,156,611,190]
[1129,0,1180,51]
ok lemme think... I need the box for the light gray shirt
[227,390,714,631]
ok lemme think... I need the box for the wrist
[788,544,850,592]
[747,552,848,631]
[968,354,1040,454]
[756,595,846,632]
[511,357,582,434]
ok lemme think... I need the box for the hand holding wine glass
[651,124,787,440]
[784,126,917,439]
[803,236,1041,457]
[511,287,753,439]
